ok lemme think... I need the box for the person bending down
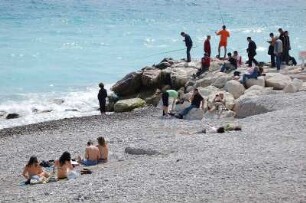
[22,156,50,183]
[97,137,108,163]
[77,140,100,166]
[176,88,205,119]
[157,89,180,116]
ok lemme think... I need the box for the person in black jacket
[97,82,107,114]
[246,37,259,67]
[181,32,193,62]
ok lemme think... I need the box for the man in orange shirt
[215,25,230,59]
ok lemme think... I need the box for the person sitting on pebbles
[22,156,50,183]
[97,136,108,163]
[77,140,100,166]
[54,151,74,180]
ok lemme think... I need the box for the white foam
[0,84,113,129]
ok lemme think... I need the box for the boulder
[265,73,292,90]
[211,72,232,88]
[170,67,197,89]
[114,98,146,112]
[155,62,171,70]
[224,80,245,99]
[237,86,275,101]
[197,86,220,98]
[283,83,298,93]
[111,71,142,97]
[292,78,303,90]
[141,68,162,87]
[184,108,204,120]
[6,113,20,119]
[246,76,265,88]
[234,98,271,118]
[53,99,65,105]
[186,86,194,93]
[125,147,159,156]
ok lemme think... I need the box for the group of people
[22,137,108,184]
[181,26,297,71]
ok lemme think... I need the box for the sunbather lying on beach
[55,151,74,179]
[22,156,50,182]
[77,140,100,166]
[178,124,242,135]
[97,137,108,163]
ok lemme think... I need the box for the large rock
[246,76,265,88]
[237,85,276,101]
[184,108,204,120]
[292,78,303,90]
[141,67,162,87]
[197,86,220,98]
[170,67,197,89]
[111,71,142,97]
[234,98,271,118]
[114,98,146,112]
[224,80,245,99]
[211,72,232,88]
[265,73,292,90]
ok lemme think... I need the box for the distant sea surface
[0,0,305,129]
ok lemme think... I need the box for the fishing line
[140,45,199,59]
[216,0,225,25]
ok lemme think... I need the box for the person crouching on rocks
[22,156,50,184]
[220,52,237,73]
[77,140,101,166]
[156,89,180,117]
[193,52,211,79]
[175,88,205,119]
[98,82,107,114]
[97,137,108,163]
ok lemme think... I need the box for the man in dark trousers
[246,37,258,67]
[204,35,211,57]
[181,32,193,62]
[97,82,107,114]
[267,33,276,67]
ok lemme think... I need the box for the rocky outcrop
[184,108,204,120]
[112,71,142,97]
[114,98,146,112]
[141,67,162,87]
[265,73,292,90]
[224,80,245,99]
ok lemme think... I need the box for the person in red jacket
[204,35,211,57]
[193,52,210,79]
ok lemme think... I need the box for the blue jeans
[81,159,98,166]
[276,53,282,70]
[180,104,197,116]
[240,71,258,85]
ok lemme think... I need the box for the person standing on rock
[267,33,276,67]
[246,37,259,67]
[283,31,291,65]
[98,82,107,114]
[181,32,193,62]
[176,88,204,119]
[204,35,211,57]
[215,25,230,59]
[274,37,283,71]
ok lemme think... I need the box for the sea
[0,0,305,129]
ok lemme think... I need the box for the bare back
[97,144,109,160]
[85,145,101,161]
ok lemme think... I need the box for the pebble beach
[0,91,305,202]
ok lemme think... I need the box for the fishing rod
[141,45,199,59]
[216,0,225,25]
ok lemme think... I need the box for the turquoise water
[0,0,306,128]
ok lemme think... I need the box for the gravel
[0,92,305,203]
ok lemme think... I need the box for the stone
[197,86,220,98]
[170,67,197,89]
[114,98,146,112]
[234,98,271,118]
[53,99,65,105]
[155,61,171,70]
[6,113,20,119]
[265,73,292,90]
[186,86,194,93]
[292,78,303,90]
[246,76,265,88]
[211,72,232,88]
[141,68,162,87]
[111,71,142,97]
[224,80,245,99]
[125,147,159,156]
[184,108,204,120]
[283,83,298,93]
[237,86,275,101]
